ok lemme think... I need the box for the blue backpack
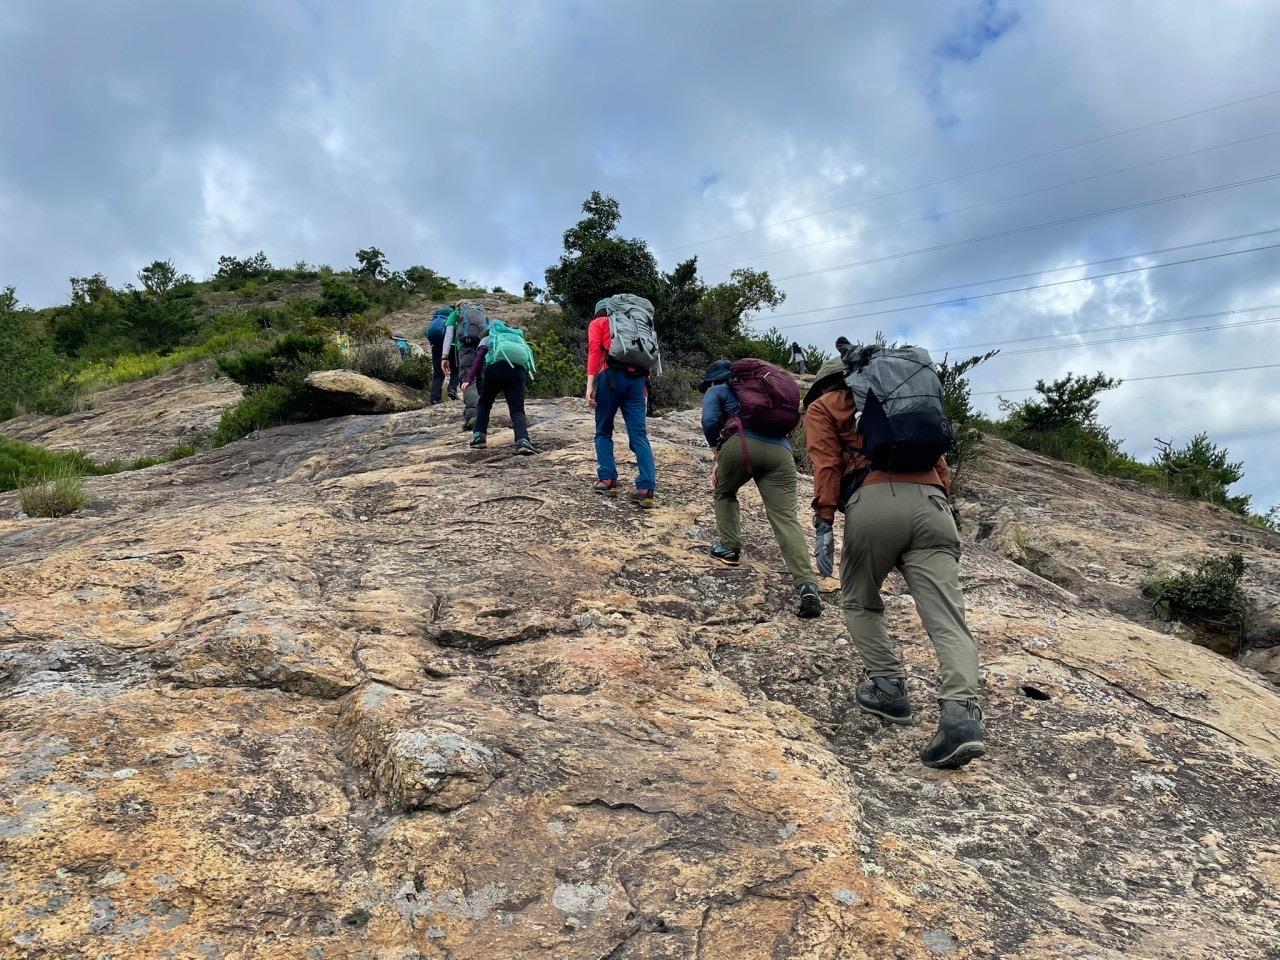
[426,307,451,343]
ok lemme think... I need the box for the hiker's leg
[429,339,444,403]
[473,369,501,436]
[457,346,479,424]
[618,375,656,491]
[841,483,914,680]
[899,488,981,702]
[593,372,620,483]
[751,440,817,589]
[448,345,461,397]
[504,365,529,442]
[713,439,749,551]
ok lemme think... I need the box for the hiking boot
[514,438,535,456]
[920,700,986,770]
[469,432,487,449]
[448,391,459,401]
[856,676,913,724]
[464,417,476,431]
[797,583,822,619]
[593,479,619,496]
[710,543,740,566]
[627,488,655,510]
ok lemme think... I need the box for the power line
[762,227,1280,322]
[984,315,1280,359]
[772,171,1280,282]
[932,302,1280,354]
[707,130,1280,270]
[657,88,1280,254]
[762,240,1280,332]
[971,362,1280,397]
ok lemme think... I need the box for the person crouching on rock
[460,319,536,456]
[803,356,985,770]
[699,359,822,620]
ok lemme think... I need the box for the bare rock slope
[2,398,1279,959]
[2,361,242,462]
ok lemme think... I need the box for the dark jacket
[699,360,790,450]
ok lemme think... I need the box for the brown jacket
[804,388,951,522]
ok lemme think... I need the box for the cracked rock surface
[2,397,1279,959]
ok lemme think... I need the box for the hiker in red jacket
[585,306,657,509]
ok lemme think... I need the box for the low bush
[646,357,702,412]
[1145,552,1251,648]
[212,334,345,446]
[18,463,87,518]
[2,435,198,493]
[528,330,585,400]
[347,340,403,382]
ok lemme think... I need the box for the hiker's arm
[462,344,487,389]
[440,311,458,368]
[585,317,607,404]
[935,455,952,500]
[700,387,725,447]
[805,403,843,522]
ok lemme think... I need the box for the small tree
[316,277,371,322]
[937,350,998,482]
[802,344,832,374]
[138,259,192,295]
[355,247,389,283]
[1154,433,1250,514]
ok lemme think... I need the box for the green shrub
[1155,433,1251,515]
[937,350,998,486]
[391,354,434,390]
[316,277,370,321]
[0,295,64,420]
[646,356,701,412]
[347,340,403,382]
[18,463,87,518]
[528,330,586,400]
[217,333,335,389]
[0,437,97,491]
[212,385,295,446]
[1145,553,1251,648]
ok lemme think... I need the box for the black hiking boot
[856,676,913,724]
[514,438,535,455]
[920,700,986,770]
[710,543,740,566]
[797,584,822,619]
[469,432,487,449]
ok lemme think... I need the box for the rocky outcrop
[304,368,425,414]
[961,436,1280,674]
[2,401,1279,958]
[1,360,241,461]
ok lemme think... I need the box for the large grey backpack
[843,345,954,472]
[596,294,661,375]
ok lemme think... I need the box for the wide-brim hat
[698,359,734,393]
[803,356,847,409]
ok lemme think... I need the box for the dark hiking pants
[474,361,530,443]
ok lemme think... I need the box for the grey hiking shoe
[710,543,740,566]
[920,700,986,770]
[856,676,913,724]
[514,438,535,455]
[797,584,822,619]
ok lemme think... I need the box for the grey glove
[814,516,835,578]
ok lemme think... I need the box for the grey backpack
[844,345,954,472]
[596,294,661,375]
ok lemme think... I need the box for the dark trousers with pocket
[429,336,459,403]
[474,361,529,442]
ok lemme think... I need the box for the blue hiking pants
[594,369,656,492]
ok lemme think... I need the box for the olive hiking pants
[841,482,980,701]
[714,436,816,589]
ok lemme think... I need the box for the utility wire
[657,88,1280,253]
[972,362,1280,396]
[976,315,1280,360]
[762,241,1280,332]
[708,130,1280,269]
[773,171,1280,282]
[762,227,1280,321]
[932,302,1280,354]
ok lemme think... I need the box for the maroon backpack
[729,359,801,437]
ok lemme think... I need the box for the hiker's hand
[442,358,451,373]
[814,515,835,578]
[585,386,596,407]
[460,381,470,394]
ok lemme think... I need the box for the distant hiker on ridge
[460,317,536,455]
[586,294,662,509]
[790,341,807,375]
[441,301,489,429]
[700,357,822,619]
[804,344,985,770]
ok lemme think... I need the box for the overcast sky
[2,1,1278,509]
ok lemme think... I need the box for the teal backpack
[485,320,536,375]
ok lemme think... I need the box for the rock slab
[304,368,425,414]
